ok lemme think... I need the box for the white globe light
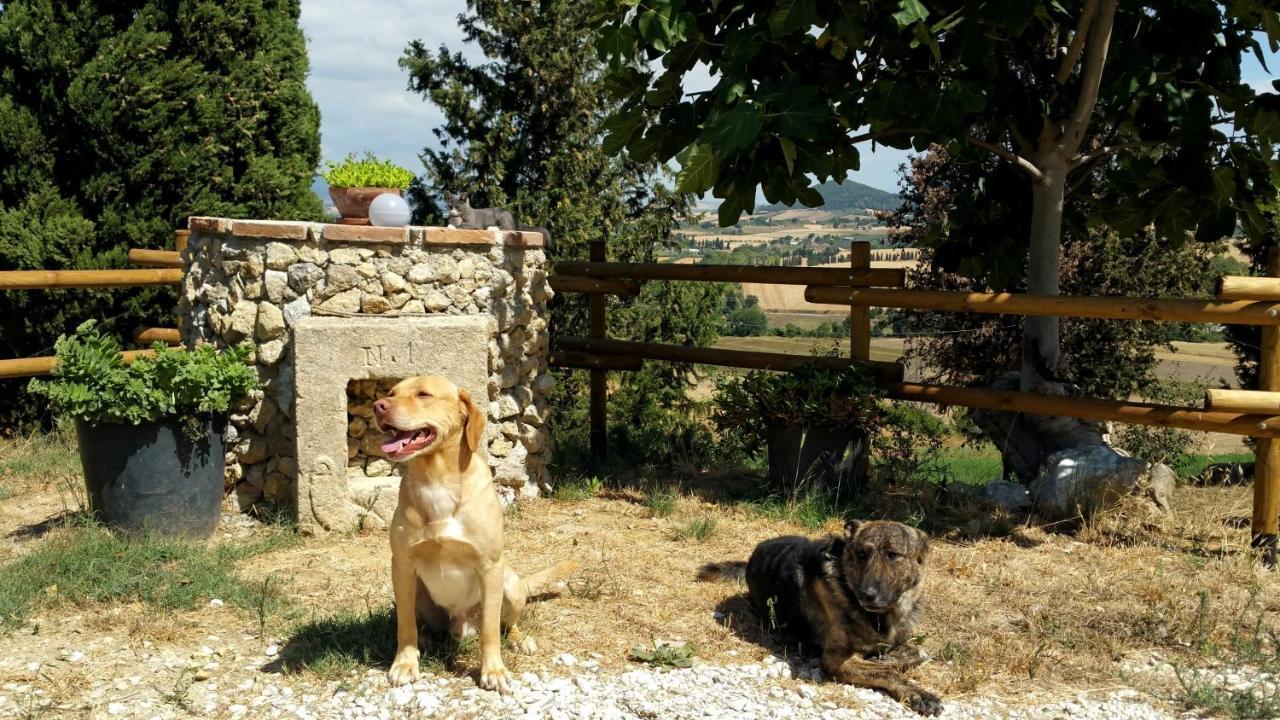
[368,193,411,227]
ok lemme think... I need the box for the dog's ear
[843,519,864,538]
[913,526,930,562]
[458,388,485,453]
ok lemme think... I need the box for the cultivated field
[740,258,923,314]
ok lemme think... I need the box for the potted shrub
[29,321,258,539]
[712,360,885,499]
[320,152,415,224]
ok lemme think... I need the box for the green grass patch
[670,515,717,542]
[279,604,474,680]
[643,486,677,518]
[1171,452,1254,480]
[931,448,1003,486]
[738,487,845,530]
[0,429,82,484]
[0,521,296,632]
[551,475,603,502]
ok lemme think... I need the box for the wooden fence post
[175,229,190,339]
[1254,246,1280,566]
[849,241,871,361]
[588,239,607,464]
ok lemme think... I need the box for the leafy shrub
[878,403,949,483]
[725,306,769,336]
[711,360,884,454]
[320,152,415,189]
[28,321,258,427]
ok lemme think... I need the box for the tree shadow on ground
[578,450,1048,547]
[264,603,473,678]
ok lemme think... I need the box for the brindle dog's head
[836,519,929,614]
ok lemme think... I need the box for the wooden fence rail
[549,241,1280,563]
[127,249,181,267]
[0,231,188,380]
[556,336,904,382]
[804,286,1280,326]
[0,268,182,290]
[554,260,905,288]
[0,349,161,380]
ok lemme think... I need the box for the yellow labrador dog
[373,375,577,692]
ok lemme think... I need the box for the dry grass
[0,429,1276,713]
[217,479,1276,706]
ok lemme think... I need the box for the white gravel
[0,647,1187,720]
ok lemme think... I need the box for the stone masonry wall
[179,217,552,526]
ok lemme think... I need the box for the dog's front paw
[904,687,943,717]
[388,649,421,687]
[478,662,513,694]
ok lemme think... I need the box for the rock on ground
[1029,446,1174,521]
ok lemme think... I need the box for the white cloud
[300,0,473,174]
[300,0,910,194]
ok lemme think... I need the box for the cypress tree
[0,0,321,427]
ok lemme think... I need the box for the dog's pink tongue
[381,430,417,454]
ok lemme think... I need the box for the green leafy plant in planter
[28,321,258,538]
[320,152,415,222]
[320,152,415,189]
[29,321,258,436]
[711,360,886,500]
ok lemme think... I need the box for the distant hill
[761,179,899,213]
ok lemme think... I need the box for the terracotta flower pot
[329,187,402,223]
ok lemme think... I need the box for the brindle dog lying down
[700,520,941,716]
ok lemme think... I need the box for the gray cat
[444,192,550,247]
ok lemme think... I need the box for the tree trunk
[1021,166,1067,391]
[972,161,1109,482]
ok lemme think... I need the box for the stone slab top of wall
[180,216,553,533]
[188,217,545,249]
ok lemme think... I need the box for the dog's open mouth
[380,426,437,459]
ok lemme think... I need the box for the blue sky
[300,2,1278,197]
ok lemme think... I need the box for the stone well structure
[179,217,553,533]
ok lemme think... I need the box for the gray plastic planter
[75,414,226,539]
[765,424,868,499]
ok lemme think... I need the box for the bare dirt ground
[0,433,1278,718]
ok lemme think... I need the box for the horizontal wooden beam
[0,268,182,290]
[0,349,160,380]
[127,249,182,267]
[554,261,905,288]
[805,286,1280,326]
[555,336,905,383]
[548,276,642,297]
[1205,388,1280,415]
[549,350,644,371]
[133,327,181,344]
[887,382,1280,438]
[1216,275,1280,301]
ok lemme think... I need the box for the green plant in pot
[712,360,885,500]
[29,321,258,539]
[320,152,415,224]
